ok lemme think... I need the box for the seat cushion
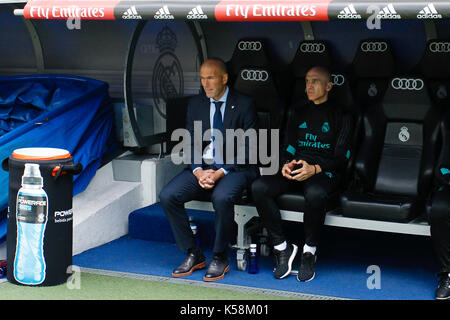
[341,191,424,222]
[276,191,340,213]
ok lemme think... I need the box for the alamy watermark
[66,265,81,289]
[366,265,381,290]
[170,121,280,175]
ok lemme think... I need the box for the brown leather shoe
[203,256,229,282]
[172,252,206,278]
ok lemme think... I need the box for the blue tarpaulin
[0,74,117,241]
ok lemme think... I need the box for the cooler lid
[12,147,71,160]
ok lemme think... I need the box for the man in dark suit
[160,58,259,282]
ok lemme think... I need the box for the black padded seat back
[233,67,286,169]
[233,67,285,129]
[290,40,332,103]
[227,39,271,86]
[359,76,440,196]
[328,72,362,186]
[417,39,450,79]
[291,40,332,78]
[350,39,395,107]
[374,122,423,196]
[385,77,441,197]
[341,76,441,222]
[165,96,191,154]
[382,77,431,120]
[329,72,357,113]
[414,39,450,109]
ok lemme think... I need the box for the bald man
[251,66,354,282]
[160,58,259,282]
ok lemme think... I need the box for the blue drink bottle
[248,243,259,274]
[14,163,48,285]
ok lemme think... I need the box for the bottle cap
[22,163,43,186]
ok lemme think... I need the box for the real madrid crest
[368,83,378,97]
[398,126,410,142]
[152,25,184,119]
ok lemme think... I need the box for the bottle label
[14,191,48,285]
[17,193,47,224]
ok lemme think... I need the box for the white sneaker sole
[278,244,298,279]
[298,272,315,282]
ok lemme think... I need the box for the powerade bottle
[248,243,259,274]
[14,163,48,285]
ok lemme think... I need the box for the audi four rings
[361,41,388,52]
[300,43,326,53]
[238,41,262,51]
[332,74,345,86]
[429,42,450,53]
[391,78,425,90]
[240,69,269,81]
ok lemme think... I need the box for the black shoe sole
[172,261,206,278]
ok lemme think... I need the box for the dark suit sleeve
[222,97,258,172]
[186,97,203,171]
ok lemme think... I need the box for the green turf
[0,273,300,300]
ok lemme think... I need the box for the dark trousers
[430,185,450,273]
[251,171,340,247]
[159,167,258,254]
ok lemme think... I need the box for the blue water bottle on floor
[248,243,259,274]
[14,163,48,285]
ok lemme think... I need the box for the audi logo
[238,41,262,51]
[429,42,450,53]
[331,74,345,86]
[300,43,326,53]
[240,69,269,81]
[361,41,388,52]
[391,78,424,91]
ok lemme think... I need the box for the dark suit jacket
[186,88,258,173]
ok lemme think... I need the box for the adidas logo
[337,4,361,19]
[417,3,442,19]
[122,6,142,19]
[187,6,208,19]
[299,122,307,129]
[154,5,174,20]
[376,4,401,19]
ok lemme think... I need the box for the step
[73,161,143,255]
[128,203,219,248]
[73,153,186,255]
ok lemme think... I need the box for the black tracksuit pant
[430,185,450,274]
[251,170,341,247]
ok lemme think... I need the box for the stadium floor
[71,229,440,300]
